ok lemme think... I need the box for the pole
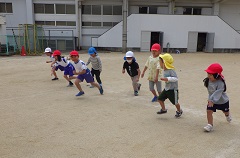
[122,0,127,53]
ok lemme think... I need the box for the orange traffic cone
[21,46,26,56]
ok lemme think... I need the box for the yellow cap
[159,53,174,69]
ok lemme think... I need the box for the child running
[122,51,141,96]
[203,63,231,132]
[69,50,103,96]
[86,47,103,88]
[52,50,75,87]
[156,53,183,118]
[141,43,162,102]
[44,47,63,80]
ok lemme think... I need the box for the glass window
[92,5,101,15]
[34,4,44,13]
[35,21,45,25]
[149,7,157,14]
[139,7,147,14]
[45,4,54,14]
[66,40,73,50]
[56,21,66,26]
[113,22,118,26]
[45,21,55,26]
[113,6,122,15]
[82,22,91,26]
[103,5,112,15]
[193,8,201,15]
[183,8,192,15]
[82,5,91,14]
[66,5,75,14]
[67,21,76,26]
[48,40,56,50]
[56,4,65,14]
[92,22,101,26]
[103,22,112,27]
[0,3,5,13]
[6,3,12,13]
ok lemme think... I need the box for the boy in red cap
[203,63,231,132]
[69,50,103,96]
[141,43,162,102]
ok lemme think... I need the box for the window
[103,5,112,15]
[34,4,54,14]
[56,21,76,26]
[183,8,201,15]
[56,4,65,14]
[0,3,13,13]
[139,6,157,14]
[113,6,122,15]
[92,5,101,15]
[82,5,91,14]
[66,21,76,26]
[35,21,55,26]
[66,5,75,14]
[82,22,101,27]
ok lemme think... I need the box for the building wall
[97,14,240,49]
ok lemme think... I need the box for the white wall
[97,14,240,49]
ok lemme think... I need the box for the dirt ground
[0,52,240,158]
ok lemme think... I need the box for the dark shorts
[54,65,64,71]
[64,63,75,77]
[158,89,179,105]
[207,101,229,112]
[77,69,94,83]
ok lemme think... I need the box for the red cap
[53,50,61,56]
[205,63,224,78]
[70,50,79,56]
[151,43,161,51]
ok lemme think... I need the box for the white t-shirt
[72,60,87,73]
[56,57,69,67]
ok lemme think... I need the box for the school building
[0,0,240,53]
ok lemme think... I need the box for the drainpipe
[122,0,127,53]
[77,0,82,50]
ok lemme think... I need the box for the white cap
[125,51,134,57]
[44,47,52,53]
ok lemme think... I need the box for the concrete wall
[97,14,240,49]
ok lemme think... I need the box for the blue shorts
[207,101,229,112]
[64,63,75,77]
[54,65,64,71]
[77,69,94,83]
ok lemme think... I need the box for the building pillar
[168,0,175,14]
[213,2,220,16]
[26,0,34,24]
[76,0,82,50]
[122,0,128,53]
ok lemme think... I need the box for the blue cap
[88,47,97,55]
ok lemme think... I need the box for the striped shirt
[86,56,102,71]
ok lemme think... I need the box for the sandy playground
[0,51,240,158]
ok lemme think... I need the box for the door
[205,33,215,53]
[187,31,198,52]
[151,32,164,51]
[141,31,151,52]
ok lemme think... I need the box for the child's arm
[136,68,141,81]
[122,63,125,74]
[50,61,56,67]
[46,60,52,63]
[97,57,102,72]
[74,69,87,75]
[209,81,225,104]
[86,58,90,66]
[160,77,178,82]
[141,66,148,78]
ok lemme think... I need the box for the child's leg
[90,82,100,89]
[64,75,70,82]
[75,78,83,92]
[206,110,213,125]
[156,81,162,96]
[95,70,102,85]
[131,76,138,92]
[175,103,181,112]
[149,81,158,102]
[159,100,166,110]
[51,66,58,78]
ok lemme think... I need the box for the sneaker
[138,84,141,91]
[52,77,59,81]
[151,96,158,102]
[67,82,74,87]
[226,115,232,123]
[76,91,84,96]
[99,85,104,95]
[157,109,167,114]
[134,91,138,96]
[89,85,95,88]
[204,124,213,132]
[175,109,183,118]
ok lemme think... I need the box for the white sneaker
[204,124,213,132]
[226,115,232,123]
